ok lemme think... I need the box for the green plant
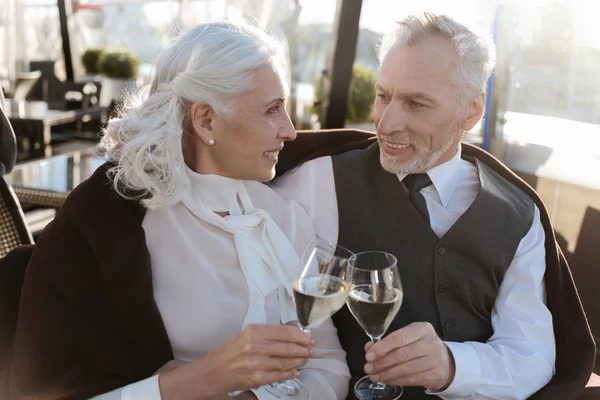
[346,65,377,123]
[80,48,105,75]
[312,65,378,123]
[97,50,140,79]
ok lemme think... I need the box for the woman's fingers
[245,368,301,389]
[255,341,315,359]
[248,355,308,372]
[245,324,314,347]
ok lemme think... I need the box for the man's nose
[377,102,406,135]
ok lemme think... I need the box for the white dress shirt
[270,145,556,399]
[92,169,350,400]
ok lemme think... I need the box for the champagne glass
[346,251,404,400]
[265,239,354,399]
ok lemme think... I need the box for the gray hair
[98,21,287,209]
[377,12,496,103]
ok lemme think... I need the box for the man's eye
[408,100,424,108]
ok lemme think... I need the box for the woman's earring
[208,139,215,146]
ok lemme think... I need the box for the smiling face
[373,35,484,174]
[188,62,296,182]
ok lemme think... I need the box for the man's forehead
[379,38,459,93]
[382,37,458,72]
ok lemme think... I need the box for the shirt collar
[398,145,462,208]
[185,167,243,213]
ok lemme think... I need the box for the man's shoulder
[462,146,536,226]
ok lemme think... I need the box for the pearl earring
[208,139,215,146]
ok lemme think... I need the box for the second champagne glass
[265,239,354,399]
[347,251,404,400]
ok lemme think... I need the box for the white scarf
[180,169,299,326]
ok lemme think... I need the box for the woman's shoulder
[57,162,146,227]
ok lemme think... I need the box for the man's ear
[461,93,485,132]
[190,102,216,145]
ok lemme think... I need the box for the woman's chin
[241,167,276,183]
[259,169,277,183]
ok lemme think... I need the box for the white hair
[377,12,496,103]
[98,21,287,209]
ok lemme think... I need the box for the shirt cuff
[121,375,162,400]
[424,342,481,398]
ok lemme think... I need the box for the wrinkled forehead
[379,37,460,98]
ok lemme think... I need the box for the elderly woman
[6,21,349,399]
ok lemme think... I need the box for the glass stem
[298,325,312,334]
[369,336,387,391]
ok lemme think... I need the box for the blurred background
[0,0,599,367]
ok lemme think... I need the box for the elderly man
[273,13,594,400]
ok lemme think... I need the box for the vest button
[444,322,453,331]
[437,285,446,294]
[437,246,446,255]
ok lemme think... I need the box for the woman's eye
[267,104,280,115]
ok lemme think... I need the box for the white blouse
[92,169,350,400]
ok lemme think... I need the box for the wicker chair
[13,187,68,211]
[0,95,33,258]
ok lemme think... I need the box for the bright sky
[297,0,499,33]
[297,0,600,48]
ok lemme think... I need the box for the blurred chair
[0,91,34,257]
[1,85,67,240]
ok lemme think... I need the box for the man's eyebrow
[375,84,390,94]
[400,92,437,104]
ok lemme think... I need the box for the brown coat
[2,129,595,399]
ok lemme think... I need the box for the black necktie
[403,173,433,225]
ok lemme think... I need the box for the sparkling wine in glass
[265,239,354,399]
[346,251,404,400]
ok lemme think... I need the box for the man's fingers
[366,322,433,361]
[244,324,314,347]
[365,340,429,373]
[368,354,433,385]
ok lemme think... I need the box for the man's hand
[363,322,456,390]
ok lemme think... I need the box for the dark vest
[331,143,534,400]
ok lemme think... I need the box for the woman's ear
[190,103,216,145]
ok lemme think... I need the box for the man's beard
[378,126,461,175]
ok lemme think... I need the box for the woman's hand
[208,324,314,392]
[154,360,188,375]
[159,324,314,399]
[217,392,258,400]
